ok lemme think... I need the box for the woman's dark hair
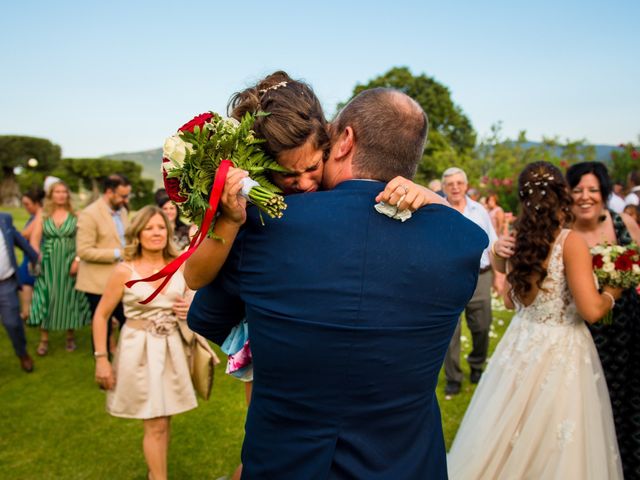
[227,71,330,161]
[154,188,189,247]
[507,161,574,303]
[22,187,45,204]
[565,161,612,202]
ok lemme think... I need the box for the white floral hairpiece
[259,81,288,94]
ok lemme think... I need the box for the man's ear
[332,126,354,163]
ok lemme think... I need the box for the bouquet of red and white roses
[591,242,640,323]
[162,111,288,233]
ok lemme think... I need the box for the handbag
[190,333,219,400]
[177,320,219,400]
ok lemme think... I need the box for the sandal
[65,337,77,352]
[36,340,49,356]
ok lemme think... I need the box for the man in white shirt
[0,212,39,372]
[624,171,640,207]
[441,167,498,395]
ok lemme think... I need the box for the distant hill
[104,142,623,189]
[103,148,163,187]
[520,142,621,164]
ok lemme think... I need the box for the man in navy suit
[0,212,39,372]
[188,88,488,478]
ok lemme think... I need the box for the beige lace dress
[106,264,197,419]
[448,229,622,479]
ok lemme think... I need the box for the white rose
[602,255,611,265]
[613,245,625,254]
[602,262,615,273]
[632,264,640,274]
[163,135,189,166]
[224,117,240,128]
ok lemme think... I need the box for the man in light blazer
[76,174,131,348]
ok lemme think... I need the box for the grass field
[0,207,513,479]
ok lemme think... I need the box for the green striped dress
[28,215,91,330]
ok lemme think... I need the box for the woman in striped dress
[28,180,91,354]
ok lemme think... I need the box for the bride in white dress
[447,162,623,479]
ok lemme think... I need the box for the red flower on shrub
[592,254,604,269]
[631,150,639,159]
[614,255,633,271]
[162,158,188,203]
[179,112,214,133]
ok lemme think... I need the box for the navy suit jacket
[0,212,38,286]
[189,180,488,479]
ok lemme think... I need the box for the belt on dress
[125,316,194,344]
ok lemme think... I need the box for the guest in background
[93,206,196,480]
[28,180,91,354]
[566,161,640,479]
[441,167,497,396]
[624,170,640,206]
[607,180,626,213]
[154,189,193,251]
[17,187,45,320]
[0,212,39,372]
[76,174,131,352]
[486,192,505,235]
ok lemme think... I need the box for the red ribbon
[125,159,233,304]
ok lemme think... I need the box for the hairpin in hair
[259,81,288,94]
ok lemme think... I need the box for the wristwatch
[93,351,108,359]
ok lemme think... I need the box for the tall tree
[53,158,154,209]
[475,124,596,212]
[340,66,477,183]
[609,139,640,183]
[0,136,61,205]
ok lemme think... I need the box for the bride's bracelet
[602,291,616,310]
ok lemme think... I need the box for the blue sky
[1,0,638,158]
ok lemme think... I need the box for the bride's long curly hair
[507,162,574,302]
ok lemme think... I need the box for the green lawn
[0,207,513,478]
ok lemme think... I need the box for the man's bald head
[333,88,428,181]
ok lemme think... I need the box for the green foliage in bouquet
[164,112,289,233]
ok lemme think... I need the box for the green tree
[609,139,640,183]
[0,136,61,205]
[53,158,154,210]
[339,66,477,184]
[475,124,596,212]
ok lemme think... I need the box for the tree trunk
[0,169,21,206]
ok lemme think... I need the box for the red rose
[631,150,639,159]
[162,158,188,203]
[592,254,604,269]
[179,112,214,133]
[614,255,633,271]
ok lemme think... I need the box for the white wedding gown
[447,229,623,479]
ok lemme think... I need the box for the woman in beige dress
[93,206,196,480]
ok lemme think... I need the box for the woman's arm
[184,167,248,290]
[29,212,43,254]
[620,212,640,244]
[564,231,622,323]
[21,218,36,239]
[375,176,450,211]
[92,264,128,390]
